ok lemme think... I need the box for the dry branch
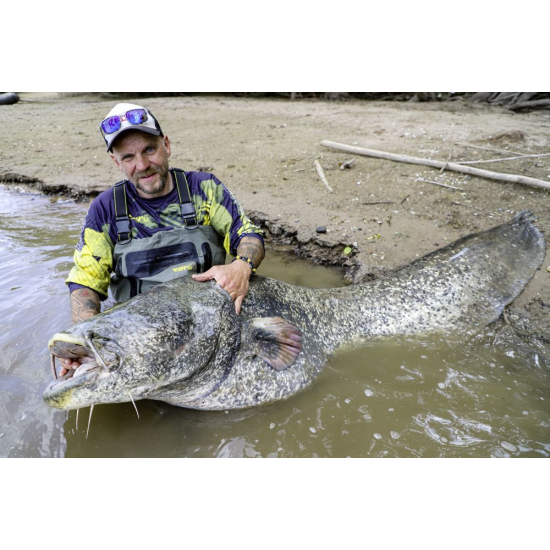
[320,141,550,192]
[314,160,333,193]
[407,177,462,190]
[456,153,550,165]
[454,143,527,156]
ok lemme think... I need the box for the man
[60,103,264,374]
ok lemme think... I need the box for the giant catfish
[44,212,545,411]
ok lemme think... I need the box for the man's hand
[192,235,264,314]
[58,288,101,377]
[59,357,82,377]
[192,260,252,314]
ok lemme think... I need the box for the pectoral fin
[245,317,303,371]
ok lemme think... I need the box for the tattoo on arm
[70,288,101,324]
[237,237,265,269]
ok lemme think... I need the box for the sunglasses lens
[101,116,121,135]
[126,109,147,125]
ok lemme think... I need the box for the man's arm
[236,235,264,271]
[190,174,265,313]
[192,235,265,315]
[65,196,115,313]
[58,288,101,376]
[70,288,101,324]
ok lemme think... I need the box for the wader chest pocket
[124,243,199,278]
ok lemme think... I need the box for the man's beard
[133,165,168,196]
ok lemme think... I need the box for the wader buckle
[181,203,198,229]
[116,217,132,244]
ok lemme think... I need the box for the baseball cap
[99,103,163,152]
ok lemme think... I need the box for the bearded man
[61,103,264,375]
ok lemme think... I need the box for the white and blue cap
[100,103,163,152]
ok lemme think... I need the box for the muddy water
[1,184,549,458]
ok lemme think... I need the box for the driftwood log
[320,141,550,192]
[507,99,550,112]
[469,92,550,111]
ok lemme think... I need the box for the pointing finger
[193,273,213,282]
[234,295,244,315]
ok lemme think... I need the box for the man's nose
[135,154,150,172]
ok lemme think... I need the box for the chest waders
[111,168,226,303]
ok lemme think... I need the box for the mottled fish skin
[44,212,545,411]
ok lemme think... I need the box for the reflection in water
[1,184,549,457]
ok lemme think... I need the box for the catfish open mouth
[48,333,122,385]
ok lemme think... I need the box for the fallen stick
[456,153,550,165]
[454,142,526,156]
[339,158,357,170]
[320,140,550,191]
[440,151,453,173]
[408,177,462,191]
[314,159,333,193]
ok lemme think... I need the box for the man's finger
[234,295,244,315]
[192,273,213,282]
[59,357,80,371]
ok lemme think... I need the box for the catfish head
[43,279,241,410]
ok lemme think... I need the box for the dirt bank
[2,93,550,337]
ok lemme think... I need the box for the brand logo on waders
[173,265,193,273]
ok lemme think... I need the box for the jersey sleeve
[65,196,115,299]
[196,174,264,255]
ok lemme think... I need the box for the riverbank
[2,92,550,337]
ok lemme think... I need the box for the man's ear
[110,153,123,171]
[163,135,172,158]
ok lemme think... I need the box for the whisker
[86,404,94,439]
[128,391,140,419]
[76,409,79,431]
[85,334,107,369]
[50,354,58,380]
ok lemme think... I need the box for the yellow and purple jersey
[67,170,263,299]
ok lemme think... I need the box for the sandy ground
[2,93,550,337]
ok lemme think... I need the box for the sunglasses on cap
[100,108,149,136]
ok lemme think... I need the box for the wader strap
[172,169,198,227]
[201,242,213,273]
[113,182,132,244]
